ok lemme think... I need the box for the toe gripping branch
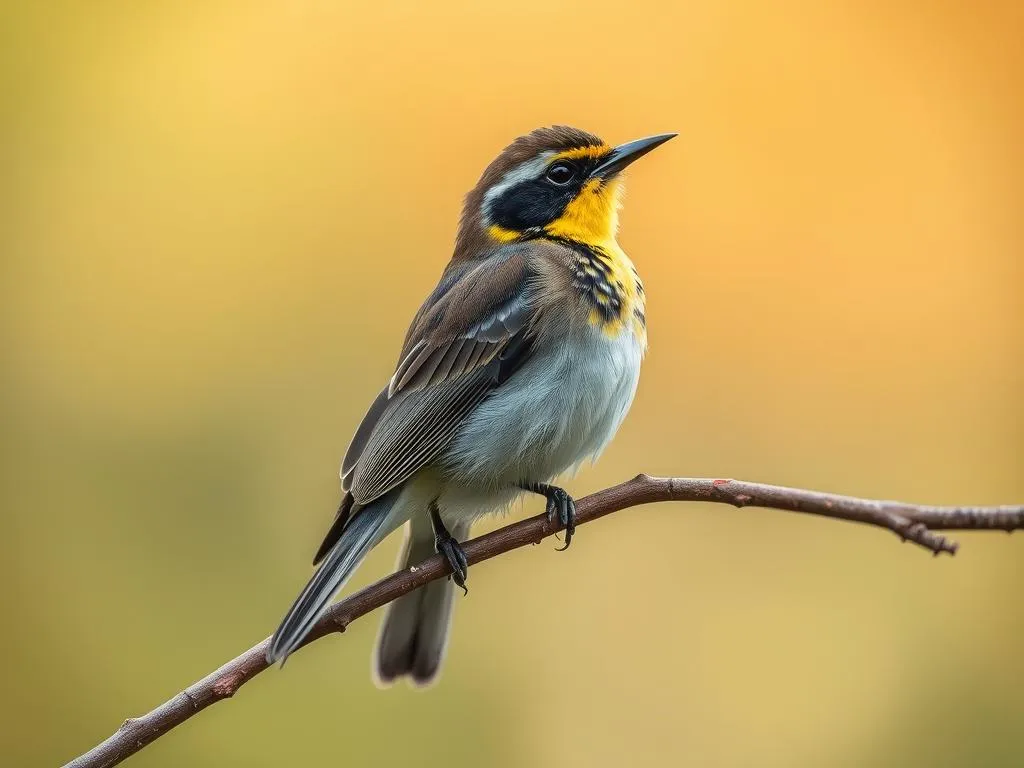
[429,502,468,594]
[521,483,577,550]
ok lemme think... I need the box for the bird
[266,125,675,685]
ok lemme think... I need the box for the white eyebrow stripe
[481,152,555,222]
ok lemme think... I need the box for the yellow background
[3,2,1022,766]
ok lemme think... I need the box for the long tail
[373,516,470,687]
[267,494,397,664]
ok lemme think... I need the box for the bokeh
[3,2,1022,766]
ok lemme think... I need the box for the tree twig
[64,474,1024,768]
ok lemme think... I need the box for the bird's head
[455,126,675,257]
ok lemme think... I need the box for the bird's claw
[435,533,469,595]
[523,483,577,551]
[430,502,468,595]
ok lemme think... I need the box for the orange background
[2,2,1022,766]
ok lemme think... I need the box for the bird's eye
[545,161,576,185]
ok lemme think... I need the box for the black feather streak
[548,236,626,324]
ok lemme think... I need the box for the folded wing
[313,245,538,564]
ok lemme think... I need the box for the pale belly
[435,323,644,522]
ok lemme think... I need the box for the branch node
[892,520,958,556]
[211,672,243,699]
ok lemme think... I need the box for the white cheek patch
[481,152,555,225]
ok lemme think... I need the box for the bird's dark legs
[520,483,577,551]
[429,501,468,595]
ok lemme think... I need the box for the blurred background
[2,1,1022,766]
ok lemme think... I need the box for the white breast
[441,323,644,498]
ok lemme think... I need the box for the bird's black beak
[591,133,677,179]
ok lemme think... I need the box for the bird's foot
[521,483,577,551]
[430,502,468,595]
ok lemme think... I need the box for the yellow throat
[545,176,646,342]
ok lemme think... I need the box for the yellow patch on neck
[544,178,623,245]
[487,223,522,243]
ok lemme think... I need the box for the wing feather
[464,340,491,371]
[389,340,428,396]
[341,387,389,491]
[429,337,470,386]
[340,245,538,511]
[450,336,478,379]
[351,371,494,502]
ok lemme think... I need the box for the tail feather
[267,495,396,664]
[373,518,469,687]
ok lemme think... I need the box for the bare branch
[63,475,1024,768]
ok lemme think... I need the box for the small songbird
[267,126,675,684]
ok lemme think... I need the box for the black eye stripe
[486,152,596,233]
[489,179,575,232]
